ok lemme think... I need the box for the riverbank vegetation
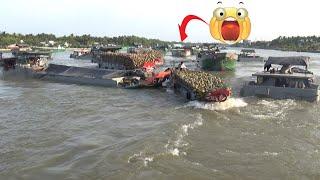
[0,32,170,48]
[239,36,320,52]
[1,32,319,53]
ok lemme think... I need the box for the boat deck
[44,64,124,79]
[253,72,314,79]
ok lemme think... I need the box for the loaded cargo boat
[96,50,164,70]
[1,49,168,89]
[10,44,32,56]
[1,51,51,78]
[13,51,52,61]
[197,51,237,71]
[172,70,232,102]
[9,43,52,61]
[91,45,122,63]
[240,56,319,102]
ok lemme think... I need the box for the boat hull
[240,84,320,102]
[70,54,92,60]
[1,64,121,87]
[199,54,236,71]
[238,57,264,62]
[171,50,191,57]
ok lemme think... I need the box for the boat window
[275,78,288,87]
[297,80,306,89]
[257,76,263,84]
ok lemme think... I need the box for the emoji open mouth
[221,18,240,41]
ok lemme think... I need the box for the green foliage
[0,32,170,48]
[248,36,320,52]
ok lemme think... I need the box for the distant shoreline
[255,47,320,54]
[0,47,89,53]
[233,46,320,54]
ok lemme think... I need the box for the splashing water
[165,114,204,156]
[184,98,248,111]
[128,152,154,167]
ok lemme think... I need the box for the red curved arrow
[178,15,208,41]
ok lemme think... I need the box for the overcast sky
[1,0,320,42]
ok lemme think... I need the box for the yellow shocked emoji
[210,5,251,44]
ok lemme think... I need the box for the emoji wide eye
[214,8,226,20]
[236,8,248,19]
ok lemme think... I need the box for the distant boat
[70,49,91,60]
[197,51,237,71]
[238,49,264,62]
[171,48,192,57]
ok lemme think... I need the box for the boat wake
[128,114,204,166]
[248,99,297,120]
[165,113,204,157]
[184,98,248,111]
[128,152,154,167]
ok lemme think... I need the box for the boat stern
[205,87,232,102]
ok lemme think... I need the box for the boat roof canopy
[264,56,310,68]
[241,49,255,53]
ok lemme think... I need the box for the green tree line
[241,36,320,52]
[0,32,170,48]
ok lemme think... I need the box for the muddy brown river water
[1,48,320,179]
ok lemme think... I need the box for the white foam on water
[128,152,154,167]
[128,114,204,164]
[263,151,279,156]
[258,99,296,109]
[165,88,174,94]
[251,99,297,120]
[184,98,248,111]
[165,114,204,157]
[169,148,180,156]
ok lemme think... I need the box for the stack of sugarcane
[173,70,225,99]
[99,50,163,69]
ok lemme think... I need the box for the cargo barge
[172,70,231,102]
[91,45,122,63]
[1,50,166,89]
[197,51,237,71]
[96,50,164,70]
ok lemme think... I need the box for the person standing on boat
[178,61,187,70]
